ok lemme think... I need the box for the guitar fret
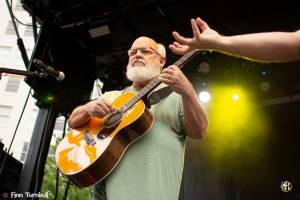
[174,50,195,68]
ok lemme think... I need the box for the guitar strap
[147,86,173,105]
[122,85,173,106]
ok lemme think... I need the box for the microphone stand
[0,67,46,80]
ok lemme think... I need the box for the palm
[170,17,220,55]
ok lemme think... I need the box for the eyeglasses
[128,47,163,58]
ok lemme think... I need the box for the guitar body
[55,92,154,187]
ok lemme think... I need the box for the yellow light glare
[232,94,239,101]
[202,85,270,177]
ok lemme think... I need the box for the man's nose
[135,49,143,57]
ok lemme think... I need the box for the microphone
[33,59,65,81]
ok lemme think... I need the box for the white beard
[126,64,161,82]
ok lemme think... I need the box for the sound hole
[104,110,123,128]
[97,110,123,140]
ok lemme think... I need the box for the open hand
[169,17,220,55]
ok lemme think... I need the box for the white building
[0,0,66,162]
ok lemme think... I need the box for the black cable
[15,14,39,27]
[0,87,32,178]
[54,117,68,200]
[31,2,38,42]
[54,168,60,199]
[6,0,29,67]
[62,178,71,200]
[10,0,42,28]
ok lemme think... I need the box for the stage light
[197,62,210,74]
[260,69,270,76]
[202,85,270,172]
[259,81,271,91]
[232,93,239,101]
[199,91,211,103]
[44,94,55,103]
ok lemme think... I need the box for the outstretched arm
[170,17,300,62]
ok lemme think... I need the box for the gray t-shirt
[92,84,186,200]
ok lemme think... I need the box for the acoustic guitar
[55,49,199,187]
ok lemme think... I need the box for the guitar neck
[120,49,199,113]
[120,79,161,113]
[173,49,199,69]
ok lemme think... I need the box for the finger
[167,65,180,71]
[87,105,106,117]
[173,41,183,47]
[171,42,186,50]
[95,102,111,115]
[169,44,185,55]
[158,75,174,86]
[87,100,98,116]
[196,17,210,31]
[172,31,191,45]
[94,107,110,117]
[191,18,201,40]
[93,99,112,115]
[101,98,115,112]
[169,44,179,53]
[162,67,175,76]
[160,72,178,84]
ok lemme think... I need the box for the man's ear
[159,57,166,68]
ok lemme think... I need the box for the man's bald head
[131,36,166,58]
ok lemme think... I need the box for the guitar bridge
[83,131,96,146]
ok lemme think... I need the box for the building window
[54,117,65,131]
[0,46,11,61]
[24,26,33,37]
[6,21,19,35]
[20,141,29,162]
[26,48,32,58]
[0,106,12,127]
[28,108,38,122]
[5,76,22,93]
[14,2,24,11]
[15,48,32,62]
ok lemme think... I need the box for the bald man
[68,36,208,200]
